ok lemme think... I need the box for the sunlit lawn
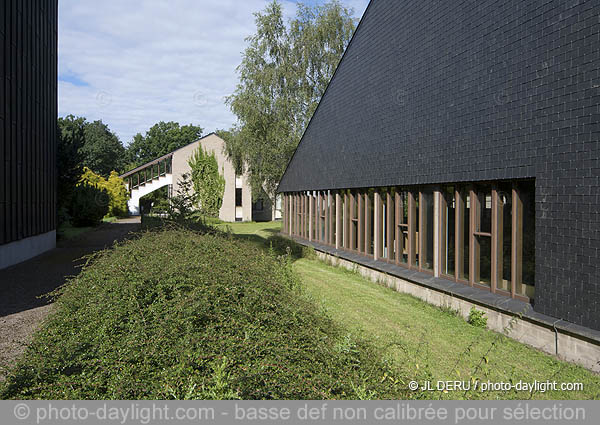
[224,220,600,400]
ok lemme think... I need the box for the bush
[69,183,109,227]
[467,307,488,328]
[80,167,129,218]
[1,228,405,400]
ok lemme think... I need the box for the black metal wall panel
[278,0,600,331]
[1,0,57,246]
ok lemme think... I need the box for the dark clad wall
[1,0,58,245]
[278,0,600,330]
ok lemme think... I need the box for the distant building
[121,133,263,222]
[0,0,58,269]
[278,0,600,366]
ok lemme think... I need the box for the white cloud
[58,0,369,145]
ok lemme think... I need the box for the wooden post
[336,192,342,249]
[408,192,416,268]
[325,192,330,245]
[387,191,394,261]
[365,192,372,255]
[433,189,441,277]
[469,189,478,286]
[491,188,499,293]
[309,193,313,241]
[374,190,381,261]
[329,191,334,245]
[511,186,523,298]
[343,192,349,249]
[358,192,364,253]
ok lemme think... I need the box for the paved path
[0,217,141,380]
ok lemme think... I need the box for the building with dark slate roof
[0,0,58,269]
[278,0,600,364]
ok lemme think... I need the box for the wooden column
[336,192,342,249]
[374,190,382,261]
[309,193,313,241]
[511,187,523,299]
[455,189,463,281]
[358,192,364,252]
[343,192,349,249]
[386,191,394,261]
[469,189,478,286]
[325,192,330,245]
[491,188,499,293]
[329,191,334,245]
[408,192,416,268]
[395,191,401,264]
[350,192,356,250]
[365,192,372,255]
[289,194,293,236]
[433,189,441,277]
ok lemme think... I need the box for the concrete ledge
[0,231,56,270]
[289,236,600,373]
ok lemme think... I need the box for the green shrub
[69,183,109,227]
[1,228,404,400]
[467,307,488,328]
[80,167,129,218]
[188,147,225,218]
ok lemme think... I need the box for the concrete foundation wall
[315,250,600,373]
[0,231,56,270]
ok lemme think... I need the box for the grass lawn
[56,222,93,240]
[226,221,600,400]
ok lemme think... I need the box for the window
[419,190,434,272]
[395,190,411,266]
[235,188,242,207]
[441,186,456,277]
[472,185,492,287]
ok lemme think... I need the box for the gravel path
[0,217,141,381]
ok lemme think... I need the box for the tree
[168,173,197,222]
[57,115,86,221]
[126,122,203,167]
[188,147,226,218]
[226,1,356,219]
[81,120,126,177]
[79,167,129,218]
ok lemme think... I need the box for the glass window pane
[421,190,434,271]
[498,184,512,292]
[475,184,492,233]
[444,186,456,276]
[477,235,492,286]
[460,190,470,281]
[520,180,535,298]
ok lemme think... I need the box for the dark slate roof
[278,0,597,192]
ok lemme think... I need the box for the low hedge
[1,227,405,399]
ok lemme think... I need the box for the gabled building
[278,0,600,368]
[121,133,256,222]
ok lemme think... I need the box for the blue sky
[58,0,369,145]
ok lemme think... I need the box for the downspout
[552,319,561,356]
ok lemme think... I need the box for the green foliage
[126,122,203,167]
[467,308,488,328]
[105,171,129,217]
[57,115,86,220]
[82,120,126,177]
[0,228,405,400]
[188,147,226,217]
[69,183,109,227]
[226,1,356,212]
[79,168,129,218]
[167,173,198,222]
